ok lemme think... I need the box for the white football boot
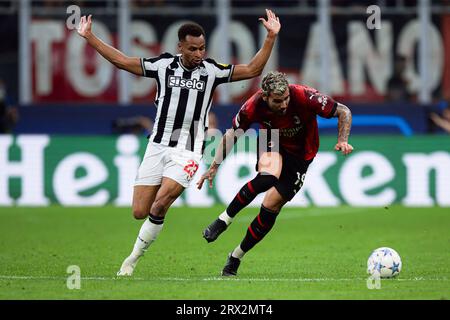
[117,255,139,276]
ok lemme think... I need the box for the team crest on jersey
[183,160,199,181]
[309,92,328,110]
[169,75,205,91]
[317,95,328,110]
[198,67,208,76]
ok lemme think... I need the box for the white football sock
[130,218,163,259]
[219,211,233,226]
[231,245,245,260]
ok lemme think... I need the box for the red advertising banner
[29,14,448,104]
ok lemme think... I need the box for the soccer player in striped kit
[76,10,281,276]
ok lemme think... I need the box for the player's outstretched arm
[333,103,354,155]
[231,9,281,81]
[197,128,244,189]
[77,15,143,76]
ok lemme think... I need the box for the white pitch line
[202,277,449,282]
[0,275,447,282]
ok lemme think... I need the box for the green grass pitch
[0,205,449,299]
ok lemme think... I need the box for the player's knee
[262,197,285,212]
[254,173,278,191]
[132,207,148,220]
[265,203,283,212]
[258,164,281,178]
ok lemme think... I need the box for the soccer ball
[367,247,402,278]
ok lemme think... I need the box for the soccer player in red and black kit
[197,71,353,276]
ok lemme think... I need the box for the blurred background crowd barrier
[0,0,449,207]
[0,0,449,135]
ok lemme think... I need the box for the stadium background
[0,0,449,300]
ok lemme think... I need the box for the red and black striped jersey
[232,84,337,161]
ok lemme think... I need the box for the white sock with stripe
[130,215,164,259]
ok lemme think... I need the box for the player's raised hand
[259,9,281,37]
[196,164,219,189]
[77,15,92,38]
[335,141,354,156]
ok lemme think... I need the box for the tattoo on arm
[335,103,352,142]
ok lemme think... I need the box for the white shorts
[134,142,202,188]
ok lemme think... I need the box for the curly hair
[178,22,205,41]
[261,71,289,96]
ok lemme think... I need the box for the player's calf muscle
[150,192,179,217]
[262,188,286,212]
[132,186,159,219]
[150,199,167,217]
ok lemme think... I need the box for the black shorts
[256,139,313,201]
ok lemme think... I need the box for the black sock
[226,173,277,218]
[240,205,279,252]
[148,213,164,225]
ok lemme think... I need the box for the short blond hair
[261,71,289,96]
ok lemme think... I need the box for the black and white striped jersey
[141,53,234,155]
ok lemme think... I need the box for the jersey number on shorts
[184,160,199,180]
[294,172,306,193]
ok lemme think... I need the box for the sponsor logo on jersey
[263,120,272,127]
[168,75,205,91]
[280,126,302,138]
